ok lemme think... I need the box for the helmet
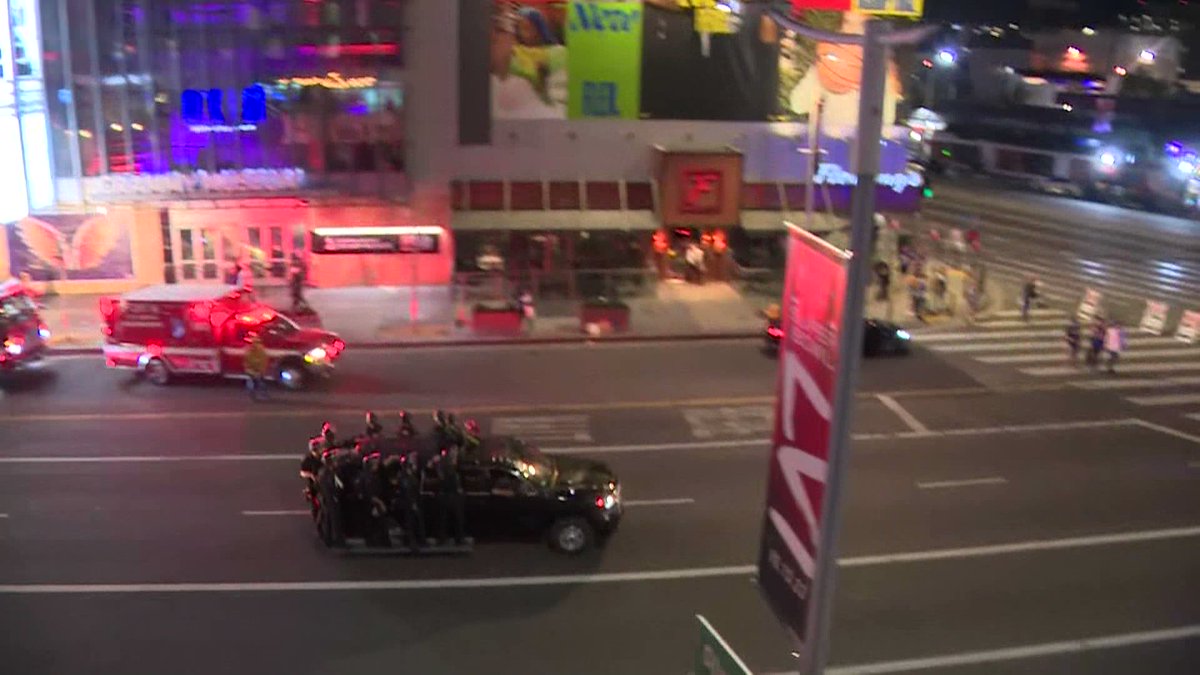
[433,410,447,426]
[398,409,410,423]
[447,413,458,427]
[307,438,322,454]
[464,419,480,436]
[365,411,378,426]
[321,421,336,436]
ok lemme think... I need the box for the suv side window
[491,468,521,496]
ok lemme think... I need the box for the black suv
[427,437,622,554]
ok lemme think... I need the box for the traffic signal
[922,186,934,199]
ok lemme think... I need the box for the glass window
[548,181,580,210]
[509,182,544,210]
[585,182,621,209]
[783,184,807,211]
[468,181,504,210]
[626,182,654,210]
[742,183,782,210]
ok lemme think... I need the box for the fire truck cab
[1,278,51,375]
[101,284,344,389]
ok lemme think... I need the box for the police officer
[316,451,345,547]
[364,411,383,439]
[397,410,416,438]
[319,422,339,452]
[300,438,323,519]
[357,454,390,547]
[461,419,482,459]
[388,453,425,551]
[432,410,454,452]
[431,446,467,546]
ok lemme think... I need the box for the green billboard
[566,1,643,119]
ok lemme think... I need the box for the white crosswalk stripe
[989,309,1069,319]
[490,415,592,442]
[1185,413,1200,422]
[1071,376,1200,391]
[978,347,1200,365]
[1127,393,1200,407]
[683,405,774,440]
[1022,362,1200,377]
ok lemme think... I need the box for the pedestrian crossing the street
[490,415,593,443]
[915,309,1200,422]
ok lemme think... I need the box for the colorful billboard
[491,1,569,119]
[757,225,848,644]
[6,214,134,281]
[566,1,643,119]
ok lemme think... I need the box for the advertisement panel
[657,151,744,227]
[6,214,134,281]
[854,0,924,17]
[491,1,569,120]
[758,224,848,644]
[311,227,441,255]
[566,1,643,119]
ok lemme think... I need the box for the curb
[47,332,762,356]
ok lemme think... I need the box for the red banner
[757,225,848,643]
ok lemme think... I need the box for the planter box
[580,303,630,334]
[473,306,524,336]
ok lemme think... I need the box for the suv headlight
[304,346,328,364]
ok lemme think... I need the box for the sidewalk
[36,282,772,350]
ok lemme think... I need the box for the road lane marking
[1128,393,1200,406]
[854,418,1139,442]
[826,624,1200,675]
[979,346,1200,364]
[623,498,695,507]
[1130,419,1200,446]
[1187,413,1200,422]
[916,329,1061,342]
[989,309,1065,318]
[1023,361,1200,377]
[1071,376,1200,390]
[967,319,1070,329]
[928,336,1170,354]
[916,476,1007,490]
[545,439,766,455]
[0,514,8,519]
[838,525,1200,568]
[0,564,760,594]
[683,405,773,440]
[491,414,593,442]
[875,394,928,434]
[1188,461,1200,470]
[696,616,755,675]
[242,510,309,517]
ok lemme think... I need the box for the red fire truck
[1,278,51,375]
[101,285,344,389]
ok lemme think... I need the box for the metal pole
[804,97,823,233]
[804,18,890,675]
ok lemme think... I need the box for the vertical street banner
[566,1,643,119]
[758,225,849,645]
[1139,300,1170,336]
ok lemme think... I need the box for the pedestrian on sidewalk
[1064,318,1081,364]
[1086,318,1106,369]
[873,261,891,302]
[244,334,269,401]
[1104,320,1126,374]
[518,288,536,333]
[1020,276,1040,322]
[909,273,928,323]
[288,253,309,313]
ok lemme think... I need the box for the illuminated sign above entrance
[311,227,441,255]
[275,72,379,90]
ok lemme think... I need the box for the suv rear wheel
[548,517,594,555]
[143,358,170,386]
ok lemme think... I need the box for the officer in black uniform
[357,454,390,547]
[388,453,425,551]
[397,409,417,438]
[319,422,339,451]
[300,438,323,518]
[431,446,467,546]
[316,451,345,547]
[461,419,483,459]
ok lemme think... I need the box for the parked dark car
[765,318,911,357]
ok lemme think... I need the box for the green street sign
[695,615,754,675]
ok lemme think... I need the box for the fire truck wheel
[277,361,306,391]
[143,359,171,386]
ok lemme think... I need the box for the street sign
[1139,300,1170,336]
[695,615,753,675]
[1077,288,1103,324]
[1176,310,1200,344]
[758,225,849,646]
[854,0,925,17]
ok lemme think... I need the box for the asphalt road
[1,341,1199,674]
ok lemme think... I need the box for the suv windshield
[494,438,556,486]
[264,314,300,336]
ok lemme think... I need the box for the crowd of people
[1065,316,1127,373]
[298,411,482,551]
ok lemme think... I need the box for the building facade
[1,0,927,293]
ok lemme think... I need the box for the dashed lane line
[242,500,696,516]
[875,394,929,434]
[916,477,1007,490]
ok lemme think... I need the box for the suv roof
[122,284,241,303]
